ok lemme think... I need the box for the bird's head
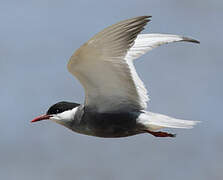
[31,101,80,126]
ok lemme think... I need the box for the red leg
[146,130,176,138]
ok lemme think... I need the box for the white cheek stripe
[50,107,78,122]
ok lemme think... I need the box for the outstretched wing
[68,16,150,112]
[67,16,199,113]
[126,34,199,60]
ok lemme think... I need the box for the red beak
[31,114,52,123]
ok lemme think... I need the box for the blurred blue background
[1,0,222,179]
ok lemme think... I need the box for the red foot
[146,130,176,138]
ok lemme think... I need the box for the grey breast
[77,107,143,138]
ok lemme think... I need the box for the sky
[0,0,223,180]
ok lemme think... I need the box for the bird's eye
[56,109,60,113]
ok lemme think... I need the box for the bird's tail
[138,111,200,130]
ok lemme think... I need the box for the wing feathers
[126,34,200,60]
[88,16,151,58]
[67,16,199,113]
[68,16,151,112]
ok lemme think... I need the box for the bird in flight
[32,16,199,138]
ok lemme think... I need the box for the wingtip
[145,15,152,21]
[182,37,200,44]
[145,15,152,18]
[141,16,152,25]
[135,15,152,21]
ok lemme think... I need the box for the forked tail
[138,111,200,131]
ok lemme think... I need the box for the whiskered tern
[32,16,199,138]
